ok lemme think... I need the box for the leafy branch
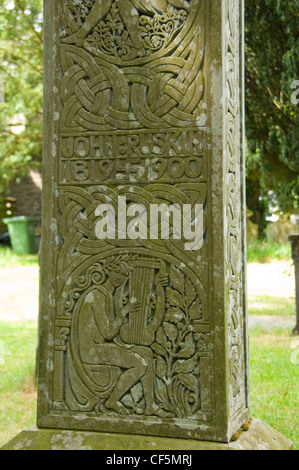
[152,265,202,418]
[14,0,43,45]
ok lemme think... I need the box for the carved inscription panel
[58,0,207,187]
[39,0,248,441]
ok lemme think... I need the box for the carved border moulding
[38,0,250,443]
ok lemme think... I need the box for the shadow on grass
[249,295,295,316]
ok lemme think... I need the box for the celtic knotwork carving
[56,184,207,302]
[59,0,206,131]
[224,0,246,416]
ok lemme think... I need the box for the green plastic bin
[3,216,37,255]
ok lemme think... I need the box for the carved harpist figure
[73,256,168,415]
[62,0,191,57]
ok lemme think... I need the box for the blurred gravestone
[289,234,299,335]
[1,0,293,450]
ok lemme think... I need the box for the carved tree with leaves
[152,265,202,418]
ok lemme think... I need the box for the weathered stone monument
[289,234,299,335]
[2,0,293,450]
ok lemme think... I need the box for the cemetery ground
[0,243,298,450]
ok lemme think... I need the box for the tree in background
[0,0,43,193]
[245,0,299,236]
[0,0,298,235]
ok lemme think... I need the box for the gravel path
[247,260,295,298]
[248,315,295,330]
[247,260,296,330]
[0,265,39,322]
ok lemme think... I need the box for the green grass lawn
[249,295,295,316]
[0,246,38,268]
[249,328,299,449]
[0,320,37,447]
[247,241,291,263]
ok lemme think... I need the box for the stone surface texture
[37,0,250,443]
[1,420,293,451]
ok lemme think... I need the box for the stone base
[1,419,293,451]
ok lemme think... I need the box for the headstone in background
[266,214,299,244]
[289,234,299,335]
[1,0,293,450]
[246,208,258,243]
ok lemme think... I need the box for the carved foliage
[64,0,94,28]
[153,265,202,418]
[84,3,188,58]
[224,0,246,415]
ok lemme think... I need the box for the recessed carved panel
[52,183,211,422]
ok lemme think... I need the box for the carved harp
[120,259,166,346]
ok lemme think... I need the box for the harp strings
[129,266,155,344]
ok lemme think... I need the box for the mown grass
[0,246,38,268]
[247,241,291,263]
[248,295,295,317]
[249,328,299,449]
[0,321,38,447]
